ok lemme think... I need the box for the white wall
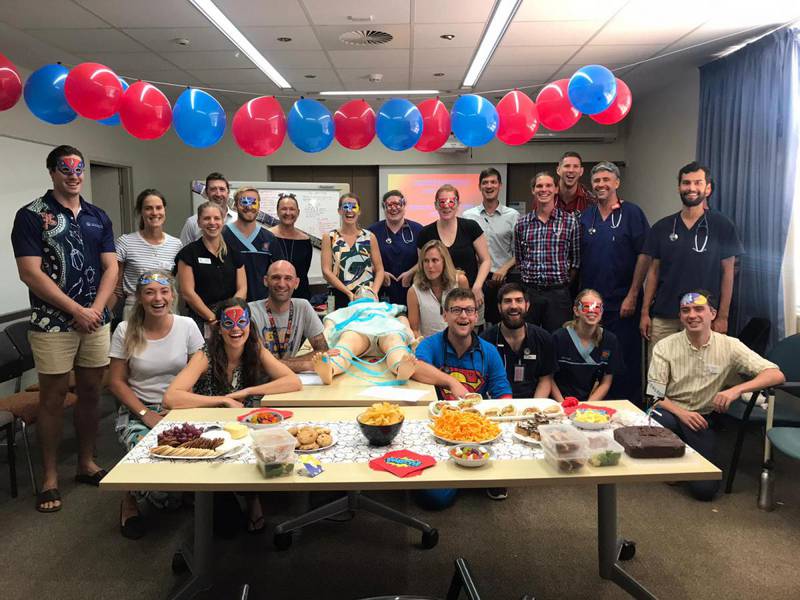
[624,68,701,223]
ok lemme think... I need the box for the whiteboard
[190,180,349,285]
[0,136,55,316]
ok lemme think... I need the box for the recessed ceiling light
[277,37,292,42]
[433,73,445,77]
[304,74,317,79]
[173,38,191,47]
[440,34,455,41]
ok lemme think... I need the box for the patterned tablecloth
[122,412,660,466]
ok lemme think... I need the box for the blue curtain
[697,27,800,344]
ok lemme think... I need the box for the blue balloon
[173,88,226,148]
[451,94,498,147]
[23,63,76,125]
[568,65,617,115]
[287,98,334,153]
[376,98,423,151]
[98,77,129,126]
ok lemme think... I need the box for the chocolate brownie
[614,426,686,458]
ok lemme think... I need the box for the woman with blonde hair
[321,193,384,309]
[407,240,468,337]
[551,289,625,402]
[108,270,205,539]
[175,201,246,333]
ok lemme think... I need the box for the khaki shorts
[28,324,111,375]
[647,317,682,360]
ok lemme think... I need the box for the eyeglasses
[447,306,477,316]
[239,195,259,207]
[278,193,296,200]
[577,301,603,314]
[56,158,84,177]
[436,197,457,209]
[384,199,405,209]
[138,273,171,286]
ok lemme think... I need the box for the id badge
[514,365,525,382]
[706,364,722,375]
[198,257,211,264]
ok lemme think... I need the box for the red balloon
[64,62,122,120]
[334,99,375,150]
[232,96,286,156]
[119,81,172,140]
[536,79,581,131]
[0,53,22,112]
[496,90,539,145]
[590,79,632,125]
[415,98,450,152]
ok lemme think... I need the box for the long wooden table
[101,402,720,600]
[262,360,437,406]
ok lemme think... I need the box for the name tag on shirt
[523,354,537,360]
[705,364,722,375]
[198,257,211,264]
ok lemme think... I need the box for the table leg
[597,484,656,600]
[170,491,214,600]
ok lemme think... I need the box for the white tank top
[413,283,455,337]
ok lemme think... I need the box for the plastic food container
[449,444,492,468]
[543,445,588,473]
[538,423,588,457]
[584,433,624,467]
[251,428,296,478]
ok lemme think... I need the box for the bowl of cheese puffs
[357,402,405,446]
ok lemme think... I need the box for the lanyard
[265,301,294,358]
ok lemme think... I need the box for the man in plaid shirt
[514,171,580,332]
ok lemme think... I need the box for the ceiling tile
[550,63,627,81]
[214,0,309,26]
[502,20,602,46]
[2,0,107,28]
[264,50,332,69]
[77,51,176,71]
[75,0,209,28]
[123,27,235,53]
[327,49,409,69]
[302,0,410,25]
[280,68,341,87]
[413,23,484,49]
[131,68,202,86]
[410,75,462,91]
[23,28,147,54]
[413,48,473,68]
[211,82,281,96]
[514,0,628,22]
[482,64,563,81]
[414,0,494,24]
[491,45,581,66]
[315,24,411,51]
[336,68,409,85]
[241,26,322,51]
[187,68,279,86]
[161,50,254,69]
[571,44,667,64]
[593,1,710,45]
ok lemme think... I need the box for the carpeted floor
[1,393,798,600]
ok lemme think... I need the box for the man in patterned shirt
[514,172,580,332]
[12,145,118,513]
[554,151,596,214]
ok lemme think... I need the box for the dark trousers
[524,285,572,333]
[654,409,721,501]
[603,310,643,407]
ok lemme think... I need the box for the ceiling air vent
[339,30,394,46]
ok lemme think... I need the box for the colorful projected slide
[386,172,484,225]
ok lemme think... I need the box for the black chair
[737,317,771,356]
[0,329,23,498]
[725,334,800,493]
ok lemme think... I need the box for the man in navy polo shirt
[12,145,118,513]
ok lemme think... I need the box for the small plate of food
[287,424,336,453]
[570,408,612,430]
[238,409,285,429]
[449,444,492,468]
[429,410,503,445]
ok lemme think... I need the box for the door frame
[90,161,134,233]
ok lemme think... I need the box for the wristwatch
[138,408,148,418]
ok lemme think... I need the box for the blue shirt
[368,219,423,306]
[579,201,650,312]
[552,326,624,402]
[222,224,278,302]
[415,329,512,400]
[12,191,115,332]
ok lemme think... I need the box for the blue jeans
[654,409,721,501]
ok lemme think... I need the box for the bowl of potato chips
[357,402,405,446]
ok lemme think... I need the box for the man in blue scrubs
[223,186,279,301]
[368,190,423,306]
[579,162,650,405]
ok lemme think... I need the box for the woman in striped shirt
[110,189,182,320]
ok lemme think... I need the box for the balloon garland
[1,54,633,155]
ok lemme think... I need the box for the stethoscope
[442,330,486,375]
[587,204,622,235]
[495,327,531,371]
[384,221,414,245]
[669,213,709,253]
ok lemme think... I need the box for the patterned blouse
[193,345,259,408]
[330,228,375,292]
